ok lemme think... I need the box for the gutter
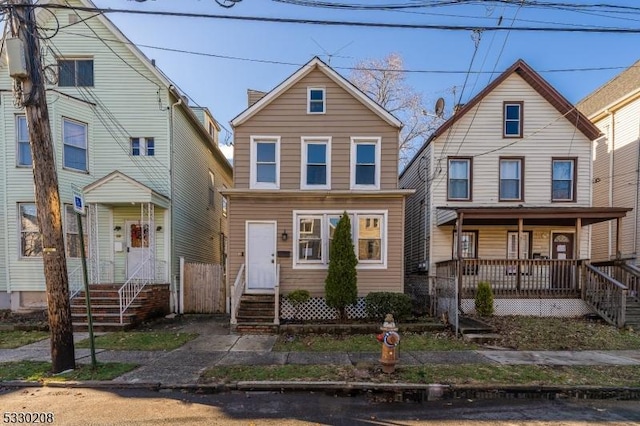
[169,90,182,313]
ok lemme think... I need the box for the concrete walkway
[2,329,640,386]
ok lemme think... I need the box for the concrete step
[236,315,274,323]
[72,312,137,324]
[72,322,133,332]
[234,322,278,334]
[463,333,502,344]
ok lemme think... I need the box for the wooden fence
[182,262,225,313]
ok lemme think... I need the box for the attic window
[308,88,325,114]
[504,102,523,138]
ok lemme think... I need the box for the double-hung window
[504,102,523,137]
[250,136,280,189]
[301,137,330,189]
[64,204,88,258]
[16,115,31,167]
[58,59,94,87]
[307,88,325,114]
[63,118,88,172]
[350,137,381,189]
[19,203,42,258]
[499,157,523,201]
[294,211,387,268]
[453,230,477,259]
[447,157,471,200]
[208,171,215,207]
[131,137,155,156]
[552,158,576,201]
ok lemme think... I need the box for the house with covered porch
[400,59,633,327]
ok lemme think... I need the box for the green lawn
[0,330,49,349]
[76,331,198,351]
[0,361,137,382]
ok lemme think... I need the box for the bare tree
[350,53,441,168]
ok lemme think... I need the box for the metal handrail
[230,264,245,326]
[68,264,84,299]
[118,257,155,324]
[274,264,280,325]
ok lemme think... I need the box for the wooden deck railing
[435,258,583,298]
[584,263,627,327]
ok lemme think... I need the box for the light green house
[0,0,232,314]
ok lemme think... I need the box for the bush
[475,281,494,317]
[287,290,310,321]
[324,212,358,321]
[365,292,412,322]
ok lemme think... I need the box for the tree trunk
[9,0,75,373]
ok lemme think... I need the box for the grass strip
[76,331,198,351]
[0,331,49,349]
[200,364,640,387]
[0,361,137,382]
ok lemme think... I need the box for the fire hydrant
[377,313,400,373]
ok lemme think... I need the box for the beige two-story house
[225,57,413,326]
[400,59,630,325]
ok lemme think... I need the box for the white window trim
[292,210,388,270]
[16,115,30,168]
[250,135,280,189]
[130,137,155,156]
[350,137,381,190]
[300,136,331,190]
[62,117,88,173]
[307,87,326,114]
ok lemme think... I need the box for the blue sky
[90,0,640,157]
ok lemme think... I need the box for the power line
[27,3,640,33]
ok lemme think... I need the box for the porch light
[113,226,122,232]
[156,226,163,232]
[281,230,288,241]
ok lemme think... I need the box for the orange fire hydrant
[378,313,400,374]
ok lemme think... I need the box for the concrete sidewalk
[2,330,640,387]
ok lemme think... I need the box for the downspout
[169,90,182,312]
[608,113,615,259]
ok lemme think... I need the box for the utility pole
[6,0,75,373]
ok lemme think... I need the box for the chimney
[247,89,267,107]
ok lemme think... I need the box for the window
[452,230,477,259]
[131,137,154,156]
[250,136,280,189]
[208,171,215,207]
[64,205,88,258]
[552,158,576,201]
[294,211,386,268]
[297,217,323,263]
[16,115,31,167]
[350,137,381,189]
[499,158,523,201]
[307,88,325,114]
[358,215,383,262]
[506,231,531,274]
[301,137,330,189]
[58,59,94,87]
[19,203,42,257]
[63,118,87,172]
[448,157,471,200]
[222,185,228,217]
[504,102,523,137]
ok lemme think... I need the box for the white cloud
[218,143,234,164]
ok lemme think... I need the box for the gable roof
[429,59,601,142]
[230,56,402,128]
[84,170,170,208]
[576,59,640,119]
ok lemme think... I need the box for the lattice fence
[280,296,367,321]
[461,298,593,317]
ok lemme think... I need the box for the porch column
[456,212,464,310]
[616,217,622,259]
[517,217,523,290]
[575,218,581,259]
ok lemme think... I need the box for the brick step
[236,315,274,323]
[71,305,142,315]
[72,322,134,332]
[237,307,275,315]
[240,295,275,302]
[72,312,137,324]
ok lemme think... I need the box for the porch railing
[118,258,166,324]
[68,264,84,299]
[230,264,245,326]
[274,264,280,325]
[593,260,640,303]
[584,263,627,327]
[435,258,583,298]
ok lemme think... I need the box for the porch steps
[234,294,277,334]
[458,317,501,345]
[70,284,160,332]
[625,297,640,329]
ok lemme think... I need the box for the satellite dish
[434,97,445,118]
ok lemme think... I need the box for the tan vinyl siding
[172,105,232,275]
[431,74,592,208]
[399,144,432,274]
[233,68,399,191]
[228,197,404,297]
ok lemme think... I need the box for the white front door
[126,221,152,279]
[246,222,276,292]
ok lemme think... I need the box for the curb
[3,380,640,401]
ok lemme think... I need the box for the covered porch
[434,207,631,321]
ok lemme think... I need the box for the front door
[551,232,574,289]
[126,221,152,279]
[246,222,276,292]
